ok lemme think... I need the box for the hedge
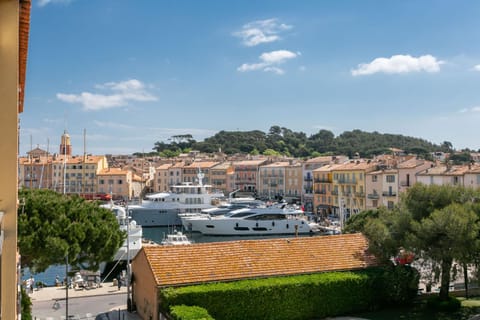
[161,266,418,320]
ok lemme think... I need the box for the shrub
[21,287,32,320]
[426,295,462,312]
[170,305,214,320]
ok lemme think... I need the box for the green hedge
[170,305,214,320]
[161,266,418,320]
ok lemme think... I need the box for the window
[118,180,123,184]
[99,179,104,185]
[386,175,395,183]
[372,175,377,182]
[387,201,394,209]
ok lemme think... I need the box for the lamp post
[126,203,131,312]
[65,253,69,319]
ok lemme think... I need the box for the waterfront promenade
[29,282,141,319]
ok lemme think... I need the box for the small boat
[161,230,192,245]
[181,204,319,236]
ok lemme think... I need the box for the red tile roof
[140,233,377,287]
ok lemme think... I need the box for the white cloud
[263,67,284,75]
[38,0,73,7]
[237,50,298,75]
[460,106,480,113]
[57,79,157,111]
[351,54,444,76]
[93,120,134,130]
[234,18,292,47]
[473,65,480,71]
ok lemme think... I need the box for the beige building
[51,155,108,195]
[257,161,289,200]
[284,161,303,203]
[97,168,134,200]
[365,169,399,210]
[232,159,268,194]
[464,164,480,189]
[182,161,219,185]
[0,0,31,317]
[303,156,348,212]
[18,152,54,190]
[331,160,377,218]
[210,162,234,194]
[416,165,468,186]
[397,157,433,193]
[152,163,174,192]
[312,163,344,216]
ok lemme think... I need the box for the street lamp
[65,253,69,319]
[126,202,132,312]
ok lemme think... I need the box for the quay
[29,282,141,320]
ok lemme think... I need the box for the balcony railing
[368,193,379,199]
[337,179,356,184]
[400,181,410,187]
[314,178,331,183]
[355,192,365,197]
[315,190,326,194]
[331,190,338,195]
[382,192,397,197]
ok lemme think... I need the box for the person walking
[29,276,35,293]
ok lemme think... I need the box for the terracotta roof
[156,163,173,170]
[397,158,429,169]
[233,159,268,166]
[305,156,335,164]
[19,0,31,113]
[313,163,344,172]
[98,167,129,176]
[334,160,377,171]
[261,161,291,168]
[140,233,377,287]
[184,161,219,169]
[418,165,469,176]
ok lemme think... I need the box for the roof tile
[139,233,377,287]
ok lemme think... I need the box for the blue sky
[20,0,480,156]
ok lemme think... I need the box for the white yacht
[127,171,225,227]
[181,205,318,236]
[101,203,143,261]
[160,230,192,245]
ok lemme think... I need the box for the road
[32,293,128,319]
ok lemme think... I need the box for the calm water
[23,226,320,286]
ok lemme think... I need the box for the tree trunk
[463,263,469,299]
[439,258,453,301]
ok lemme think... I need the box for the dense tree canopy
[18,189,125,273]
[345,184,480,301]
[151,126,443,158]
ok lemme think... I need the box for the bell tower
[60,130,72,156]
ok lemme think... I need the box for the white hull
[182,215,315,236]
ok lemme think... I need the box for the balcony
[400,181,410,187]
[304,176,313,182]
[337,179,356,184]
[331,190,338,195]
[355,192,365,197]
[368,193,379,199]
[382,192,397,197]
[315,190,326,195]
[314,178,331,183]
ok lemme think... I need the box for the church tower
[60,130,72,156]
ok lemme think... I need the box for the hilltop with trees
[147,126,459,159]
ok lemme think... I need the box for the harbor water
[22,225,320,286]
